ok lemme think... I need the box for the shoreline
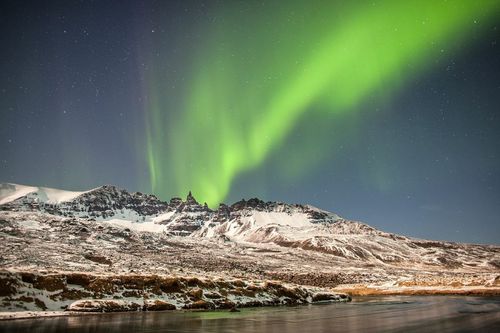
[1,289,500,321]
[333,286,500,297]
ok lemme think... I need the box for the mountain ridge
[0,182,344,229]
[1,182,498,266]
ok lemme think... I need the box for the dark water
[1,296,499,333]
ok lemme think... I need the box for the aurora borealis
[1,1,500,243]
[145,0,500,207]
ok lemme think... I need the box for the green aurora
[145,0,500,206]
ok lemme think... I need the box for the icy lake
[1,296,499,333]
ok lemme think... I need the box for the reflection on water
[1,296,499,333]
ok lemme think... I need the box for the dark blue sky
[1,1,499,244]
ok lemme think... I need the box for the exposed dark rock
[84,254,112,265]
[0,276,18,297]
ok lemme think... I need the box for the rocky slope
[0,183,499,313]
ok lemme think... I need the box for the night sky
[1,1,499,244]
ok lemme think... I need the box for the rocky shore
[0,270,350,316]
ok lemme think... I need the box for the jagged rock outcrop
[0,184,169,220]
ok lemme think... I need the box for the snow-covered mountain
[1,183,498,315]
[0,181,498,316]
[1,182,498,272]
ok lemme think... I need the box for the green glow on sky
[146,0,499,206]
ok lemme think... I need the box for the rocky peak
[186,191,198,205]
[230,198,297,213]
[99,184,119,191]
[212,203,231,222]
[172,191,210,214]
[217,203,230,213]
[169,197,183,207]
[63,185,170,218]
[231,198,269,211]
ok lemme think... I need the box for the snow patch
[17,220,44,230]
[0,184,38,205]
[251,211,311,228]
[104,219,167,233]
[0,183,89,205]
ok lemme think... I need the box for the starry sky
[1,0,499,244]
